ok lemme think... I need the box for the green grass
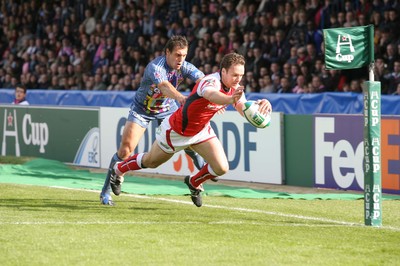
[0,183,399,266]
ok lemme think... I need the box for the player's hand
[256,99,272,115]
[232,87,244,104]
[177,95,187,106]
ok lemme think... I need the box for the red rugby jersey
[169,72,235,136]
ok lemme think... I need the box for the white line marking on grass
[41,186,400,232]
[0,221,380,228]
[1,221,202,225]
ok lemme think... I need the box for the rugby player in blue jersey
[100,36,205,205]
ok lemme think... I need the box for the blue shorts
[127,101,177,128]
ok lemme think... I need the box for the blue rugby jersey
[132,56,204,117]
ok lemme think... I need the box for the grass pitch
[0,183,399,266]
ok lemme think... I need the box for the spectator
[343,11,358,27]
[277,76,291,93]
[297,46,309,66]
[392,83,400,95]
[67,76,80,90]
[384,43,399,72]
[329,69,347,92]
[38,74,50,89]
[292,74,306,93]
[85,76,95,90]
[289,64,300,88]
[93,74,107,91]
[383,60,400,94]
[12,84,29,105]
[300,62,312,84]
[48,76,60,90]
[0,0,398,95]
[337,11,346,27]
[270,62,281,84]
[238,32,250,56]
[282,63,292,80]
[310,75,325,93]
[81,9,96,35]
[349,79,363,93]
[259,74,274,93]
[286,46,299,65]
[107,74,119,91]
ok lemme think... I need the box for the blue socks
[101,153,122,196]
[184,148,205,170]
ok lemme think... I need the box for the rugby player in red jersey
[110,53,272,207]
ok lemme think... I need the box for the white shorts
[156,117,216,154]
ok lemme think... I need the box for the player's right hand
[177,95,187,106]
[232,87,244,104]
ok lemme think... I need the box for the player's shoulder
[202,72,221,82]
[148,56,167,71]
[181,60,202,72]
[198,72,220,89]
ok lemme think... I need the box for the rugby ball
[242,101,271,128]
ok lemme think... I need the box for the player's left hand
[256,99,272,115]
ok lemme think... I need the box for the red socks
[116,155,218,188]
[117,153,143,174]
[190,164,218,187]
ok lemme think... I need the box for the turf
[3,158,400,200]
[0,183,399,266]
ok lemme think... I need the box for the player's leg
[190,137,229,187]
[100,121,146,203]
[184,147,218,181]
[99,152,122,205]
[110,116,177,195]
[114,140,174,176]
[184,138,228,207]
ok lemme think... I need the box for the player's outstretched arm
[203,87,244,106]
[234,98,272,117]
[158,80,186,105]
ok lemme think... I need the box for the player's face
[166,47,188,70]
[222,64,244,88]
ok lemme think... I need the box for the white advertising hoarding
[100,107,284,184]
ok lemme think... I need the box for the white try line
[0,221,385,228]
[5,185,400,231]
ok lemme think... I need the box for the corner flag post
[323,25,382,227]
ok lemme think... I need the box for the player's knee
[212,162,229,176]
[118,145,132,160]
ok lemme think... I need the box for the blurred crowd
[0,0,399,94]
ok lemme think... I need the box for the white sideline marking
[6,186,400,231]
[0,221,384,228]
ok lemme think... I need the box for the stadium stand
[0,0,399,94]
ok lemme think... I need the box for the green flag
[323,25,374,70]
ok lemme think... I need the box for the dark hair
[220,53,245,70]
[16,84,27,93]
[164,35,188,53]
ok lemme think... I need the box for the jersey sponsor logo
[158,140,171,151]
[203,78,216,87]
[206,103,225,110]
